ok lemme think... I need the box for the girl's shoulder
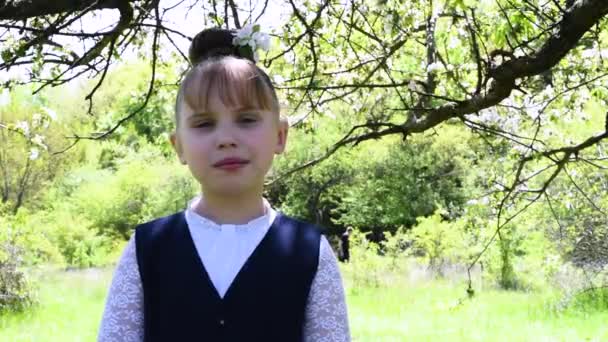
[274,213,328,252]
[276,212,325,235]
[135,211,186,240]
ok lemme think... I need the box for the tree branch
[0,0,132,20]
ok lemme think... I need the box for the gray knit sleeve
[303,236,351,341]
[98,235,144,341]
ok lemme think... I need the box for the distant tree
[0,89,72,214]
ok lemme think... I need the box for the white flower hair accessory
[232,24,271,62]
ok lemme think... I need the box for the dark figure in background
[340,227,353,262]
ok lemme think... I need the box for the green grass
[1,266,608,341]
[0,268,112,342]
[346,282,608,341]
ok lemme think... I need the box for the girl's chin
[202,183,262,198]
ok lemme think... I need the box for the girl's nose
[218,140,237,149]
[215,124,238,149]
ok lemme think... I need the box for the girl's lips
[213,158,249,170]
[215,163,248,171]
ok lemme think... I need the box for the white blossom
[284,50,296,64]
[581,49,596,59]
[252,31,271,51]
[29,148,39,160]
[287,112,308,125]
[540,85,555,100]
[31,134,47,149]
[233,24,271,58]
[0,89,9,107]
[15,121,29,137]
[408,80,417,91]
[384,14,394,36]
[426,62,442,72]
[273,75,285,85]
[523,98,542,120]
[324,111,336,119]
[448,36,460,49]
[233,35,250,47]
[513,143,530,154]
[32,113,42,128]
[42,107,57,121]
[477,108,501,124]
[235,24,254,41]
[503,115,521,131]
[462,63,478,71]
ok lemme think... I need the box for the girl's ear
[170,132,187,164]
[274,119,289,154]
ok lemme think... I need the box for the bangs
[180,57,279,117]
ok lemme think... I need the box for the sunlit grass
[0,268,111,341]
[1,266,608,341]
[346,282,608,341]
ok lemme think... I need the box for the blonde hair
[175,56,279,125]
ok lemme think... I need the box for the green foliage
[345,229,386,289]
[567,287,608,313]
[272,118,474,235]
[5,146,197,269]
[3,209,63,266]
[47,212,111,268]
[497,232,518,290]
[56,143,197,241]
[0,206,110,269]
[381,227,411,268]
[269,116,355,232]
[0,63,197,271]
[86,62,177,155]
[335,129,471,232]
[340,226,412,290]
[408,211,465,275]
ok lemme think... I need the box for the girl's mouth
[213,158,249,170]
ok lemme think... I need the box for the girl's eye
[239,116,258,124]
[194,121,214,128]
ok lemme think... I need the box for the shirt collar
[185,195,277,231]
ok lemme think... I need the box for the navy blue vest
[135,212,321,342]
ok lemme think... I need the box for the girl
[98,27,350,341]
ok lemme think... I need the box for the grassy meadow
[1,263,607,341]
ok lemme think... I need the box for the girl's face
[171,87,288,199]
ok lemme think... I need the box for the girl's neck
[194,191,266,225]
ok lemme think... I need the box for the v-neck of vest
[181,211,284,303]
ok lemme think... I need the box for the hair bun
[189,28,254,65]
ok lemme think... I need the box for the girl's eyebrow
[187,112,213,120]
[233,106,262,113]
[186,108,263,120]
